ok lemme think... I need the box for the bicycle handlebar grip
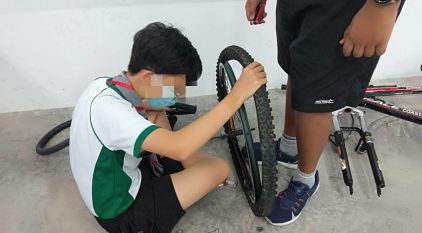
[334,131,353,194]
[167,102,197,115]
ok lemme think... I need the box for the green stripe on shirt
[133,125,160,158]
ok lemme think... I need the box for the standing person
[69,22,267,232]
[245,0,405,226]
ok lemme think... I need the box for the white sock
[279,133,298,157]
[292,169,316,189]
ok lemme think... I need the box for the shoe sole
[265,212,302,227]
[265,180,320,227]
[257,161,298,170]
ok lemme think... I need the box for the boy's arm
[340,0,402,58]
[142,62,267,161]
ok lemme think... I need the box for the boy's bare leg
[147,110,230,210]
[171,151,230,210]
[296,112,332,173]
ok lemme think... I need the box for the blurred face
[140,73,186,98]
[138,73,186,109]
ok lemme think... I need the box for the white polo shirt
[69,77,159,219]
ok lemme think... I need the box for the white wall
[0,0,421,113]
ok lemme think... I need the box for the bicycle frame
[360,85,422,125]
[365,85,422,97]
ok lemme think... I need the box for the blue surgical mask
[149,86,176,108]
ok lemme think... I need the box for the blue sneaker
[265,171,320,226]
[241,138,298,169]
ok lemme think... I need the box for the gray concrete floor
[1,78,422,233]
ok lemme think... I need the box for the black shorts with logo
[95,157,185,233]
[276,0,405,112]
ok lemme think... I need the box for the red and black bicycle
[360,85,422,124]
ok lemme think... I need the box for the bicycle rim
[215,45,277,216]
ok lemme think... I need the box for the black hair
[128,22,202,85]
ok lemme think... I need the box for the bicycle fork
[332,108,354,195]
[332,107,385,196]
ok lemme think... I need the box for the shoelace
[277,182,310,214]
[277,181,308,204]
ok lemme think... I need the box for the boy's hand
[231,62,267,101]
[245,0,267,22]
[340,0,400,58]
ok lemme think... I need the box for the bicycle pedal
[218,179,237,189]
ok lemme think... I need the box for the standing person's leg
[273,77,300,169]
[267,0,407,226]
[296,113,332,174]
[265,111,329,226]
[282,80,331,174]
[293,112,332,185]
[283,78,295,137]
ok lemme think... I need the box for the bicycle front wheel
[216,45,277,216]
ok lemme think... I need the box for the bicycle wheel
[216,45,277,216]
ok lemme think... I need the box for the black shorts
[276,0,405,112]
[96,157,185,233]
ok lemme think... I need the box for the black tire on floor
[36,119,71,155]
[216,45,278,217]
